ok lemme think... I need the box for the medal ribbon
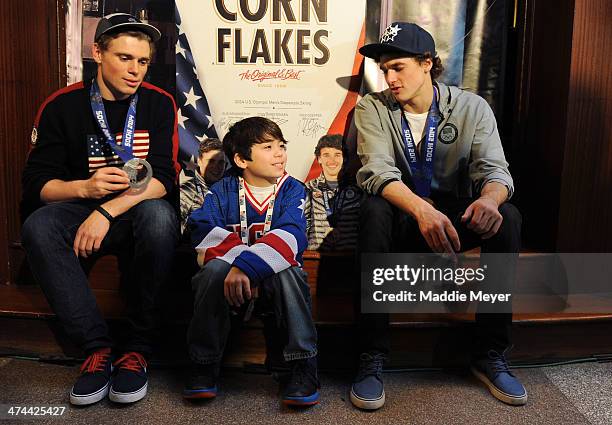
[238,177,277,246]
[400,86,440,197]
[90,80,138,163]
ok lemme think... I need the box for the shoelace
[356,352,385,381]
[80,349,111,374]
[486,348,514,378]
[113,352,147,373]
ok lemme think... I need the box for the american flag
[175,5,218,177]
[87,131,150,172]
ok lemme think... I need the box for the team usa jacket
[188,173,308,283]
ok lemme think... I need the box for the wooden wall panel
[512,0,575,250]
[0,1,65,284]
[557,0,612,251]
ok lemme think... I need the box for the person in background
[179,138,225,233]
[304,134,362,252]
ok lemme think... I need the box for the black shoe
[183,363,219,399]
[70,347,113,406]
[282,357,320,406]
[109,352,148,404]
[350,352,386,410]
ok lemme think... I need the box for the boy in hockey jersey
[184,117,320,406]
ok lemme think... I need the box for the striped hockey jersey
[189,173,307,282]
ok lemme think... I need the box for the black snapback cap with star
[94,13,161,43]
[359,22,436,61]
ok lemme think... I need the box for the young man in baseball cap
[352,22,525,409]
[21,13,179,405]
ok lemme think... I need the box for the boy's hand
[224,266,255,306]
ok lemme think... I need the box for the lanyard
[322,189,333,217]
[90,80,138,163]
[194,176,207,200]
[238,177,277,246]
[400,87,440,197]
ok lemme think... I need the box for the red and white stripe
[250,228,300,271]
[195,226,247,265]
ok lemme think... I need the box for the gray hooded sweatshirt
[355,82,514,199]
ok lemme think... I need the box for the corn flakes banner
[176,0,366,180]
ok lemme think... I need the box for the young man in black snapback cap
[352,22,526,409]
[21,13,179,405]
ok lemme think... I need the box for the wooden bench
[2,249,612,368]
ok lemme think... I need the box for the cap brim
[97,22,161,42]
[358,43,419,60]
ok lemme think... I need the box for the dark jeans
[188,259,317,364]
[21,199,179,356]
[356,195,522,358]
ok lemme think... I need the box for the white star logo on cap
[381,24,402,43]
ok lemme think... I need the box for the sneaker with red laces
[70,347,113,406]
[109,352,148,404]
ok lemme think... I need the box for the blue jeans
[188,259,318,364]
[21,199,179,355]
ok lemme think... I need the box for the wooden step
[3,283,612,325]
[3,250,612,368]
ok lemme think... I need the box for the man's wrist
[479,193,503,207]
[407,193,433,220]
[75,180,89,199]
[480,182,509,206]
[94,205,114,223]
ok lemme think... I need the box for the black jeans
[21,199,179,356]
[356,195,522,358]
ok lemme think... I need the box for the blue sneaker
[471,348,528,405]
[282,357,320,407]
[350,352,386,410]
[183,363,219,400]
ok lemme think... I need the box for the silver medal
[123,158,153,189]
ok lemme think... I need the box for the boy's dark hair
[198,138,223,157]
[223,117,288,173]
[96,30,156,59]
[314,134,343,158]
